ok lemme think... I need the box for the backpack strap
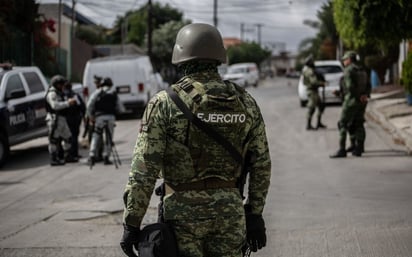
[166,86,243,164]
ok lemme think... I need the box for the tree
[333,0,412,51]
[333,0,412,83]
[150,20,189,67]
[111,3,183,47]
[297,1,338,67]
[76,25,107,45]
[226,42,271,66]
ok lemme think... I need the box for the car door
[3,72,29,139]
[21,71,48,131]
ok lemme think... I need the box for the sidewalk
[366,84,412,154]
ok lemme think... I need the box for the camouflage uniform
[330,49,370,159]
[122,61,271,257]
[302,63,326,129]
[45,75,75,165]
[339,62,368,154]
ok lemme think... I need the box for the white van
[82,55,160,115]
[223,62,259,88]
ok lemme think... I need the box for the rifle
[82,117,90,138]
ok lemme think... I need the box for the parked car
[223,62,259,88]
[0,64,49,167]
[82,55,159,115]
[298,60,344,107]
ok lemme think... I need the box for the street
[1,77,412,257]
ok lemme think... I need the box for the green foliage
[150,20,189,70]
[402,51,412,94]
[226,42,271,65]
[298,1,338,65]
[111,3,183,46]
[76,25,107,45]
[333,0,412,50]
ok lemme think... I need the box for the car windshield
[315,65,342,74]
[228,67,246,74]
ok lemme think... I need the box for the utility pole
[240,23,244,41]
[69,0,76,79]
[213,0,218,27]
[255,23,263,46]
[147,0,153,58]
[57,0,62,70]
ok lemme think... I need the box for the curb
[366,99,412,155]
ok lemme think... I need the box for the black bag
[138,222,178,257]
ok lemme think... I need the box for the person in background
[87,77,121,166]
[62,82,86,162]
[302,55,327,130]
[330,51,369,158]
[45,75,77,165]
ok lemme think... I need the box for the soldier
[302,55,327,130]
[330,51,369,158]
[45,75,77,166]
[87,77,120,166]
[62,82,86,162]
[120,23,271,257]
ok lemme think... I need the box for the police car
[0,64,49,167]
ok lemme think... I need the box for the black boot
[352,142,363,157]
[316,116,327,129]
[306,118,314,130]
[50,153,65,166]
[65,154,79,163]
[346,139,355,152]
[329,149,347,158]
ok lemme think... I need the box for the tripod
[103,121,122,169]
[89,120,121,170]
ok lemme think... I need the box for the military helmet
[50,75,67,87]
[101,77,113,87]
[342,51,357,61]
[172,23,227,65]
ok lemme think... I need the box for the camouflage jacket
[303,65,323,91]
[122,71,271,227]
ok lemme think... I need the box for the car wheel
[0,133,10,167]
[300,100,307,107]
[253,81,258,87]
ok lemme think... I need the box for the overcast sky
[38,0,328,54]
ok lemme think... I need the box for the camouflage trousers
[307,90,324,119]
[168,215,245,257]
[348,103,367,147]
[338,101,365,149]
[47,115,72,154]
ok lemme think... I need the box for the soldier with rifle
[302,55,327,130]
[120,23,271,257]
[330,51,369,158]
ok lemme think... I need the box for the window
[5,74,25,99]
[315,65,343,74]
[23,72,45,93]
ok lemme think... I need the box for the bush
[402,51,412,94]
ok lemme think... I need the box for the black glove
[245,213,266,252]
[120,223,140,257]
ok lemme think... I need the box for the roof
[314,60,343,67]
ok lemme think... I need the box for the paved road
[1,77,412,257]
